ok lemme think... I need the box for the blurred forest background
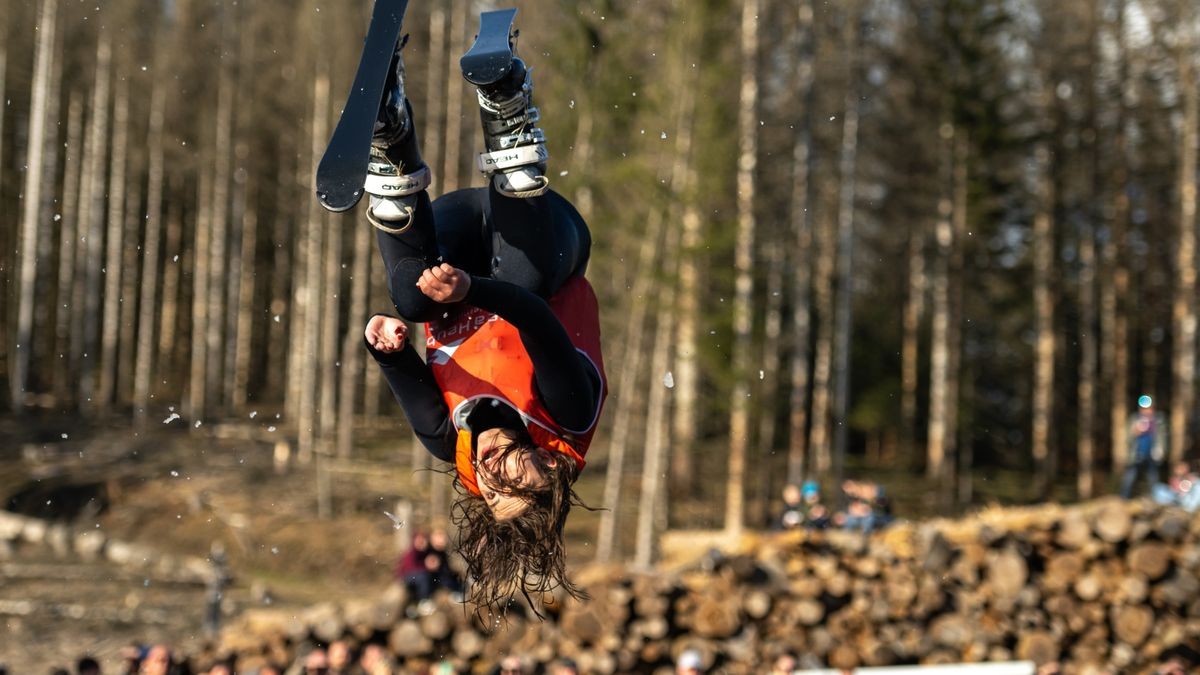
[0,0,1198,561]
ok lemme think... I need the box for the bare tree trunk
[116,158,143,402]
[1032,141,1056,499]
[946,131,968,504]
[33,23,62,381]
[338,218,372,458]
[206,64,234,413]
[0,48,7,396]
[440,0,467,194]
[364,247,384,419]
[831,4,861,483]
[55,94,83,405]
[232,176,258,410]
[725,0,760,537]
[568,100,595,221]
[786,0,815,486]
[900,226,925,468]
[317,209,341,519]
[319,204,343,445]
[1171,41,1197,464]
[269,151,294,404]
[298,72,330,464]
[424,5,446,196]
[927,120,955,487]
[223,164,247,409]
[670,199,701,496]
[808,180,837,477]
[12,0,58,410]
[634,228,680,569]
[596,210,663,563]
[134,83,166,422]
[98,76,129,410]
[80,36,112,408]
[1102,0,1131,477]
[187,162,214,423]
[157,177,184,392]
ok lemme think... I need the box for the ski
[460,8,518,87]
[316,0,409,213]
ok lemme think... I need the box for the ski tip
[316,188,364,213]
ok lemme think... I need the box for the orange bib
[425,275,607,495]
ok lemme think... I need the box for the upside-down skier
[355,10,607,611]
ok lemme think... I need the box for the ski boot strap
[477,145,550,198]
[364,162,431,198]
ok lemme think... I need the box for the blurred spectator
[76,657,102,675]
[675,649,703,674]
[800,481,830,530]
[327,641,352,675]
[1152,460,1200,512]
[547,658,578,675]
[303,649,329,675]
[138,646,171,675]
[1120,395,1166,498]
[489,655,526,675]
[769,653,797,675]
[835,480,892,533]
[772,484,805,530]
[118,645,143,675]
[427,527,465,599]
[396,527,464,614]
[355,645,386,675]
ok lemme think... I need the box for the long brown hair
[450,437,589,615]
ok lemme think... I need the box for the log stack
[216,498,1200,673]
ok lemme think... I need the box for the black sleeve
[465,276,601,431]
[364,324,456,463]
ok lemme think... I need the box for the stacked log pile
[218,498,1200,673]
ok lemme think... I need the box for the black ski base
[460,8,518,87]
[316,0,410,213]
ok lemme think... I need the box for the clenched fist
[416,263,471,304]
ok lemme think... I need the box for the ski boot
[365,38,431,233]
[473,57,550,198]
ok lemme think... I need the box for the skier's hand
[365,314,409,352]
[417,263,471,304]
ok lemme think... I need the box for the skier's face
[474,428,557,520]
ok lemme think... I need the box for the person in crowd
[362,15,607,612]
[771,483,805,530]
[769,653,797,675]
[1120,394,1167,498]
[547,658,579,675]
[326,641,353,675]
[76,657,102,675]
[138,646,172,675]
[302,648,329,675]
[427,527,465,599]
[395,528,463,613]
[835,480,892,533]
[354,645,388,675]
[489,655,527,675]
[1152,460,1200,512]
[800,480,831,530]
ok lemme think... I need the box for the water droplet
[663,372,675,388]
